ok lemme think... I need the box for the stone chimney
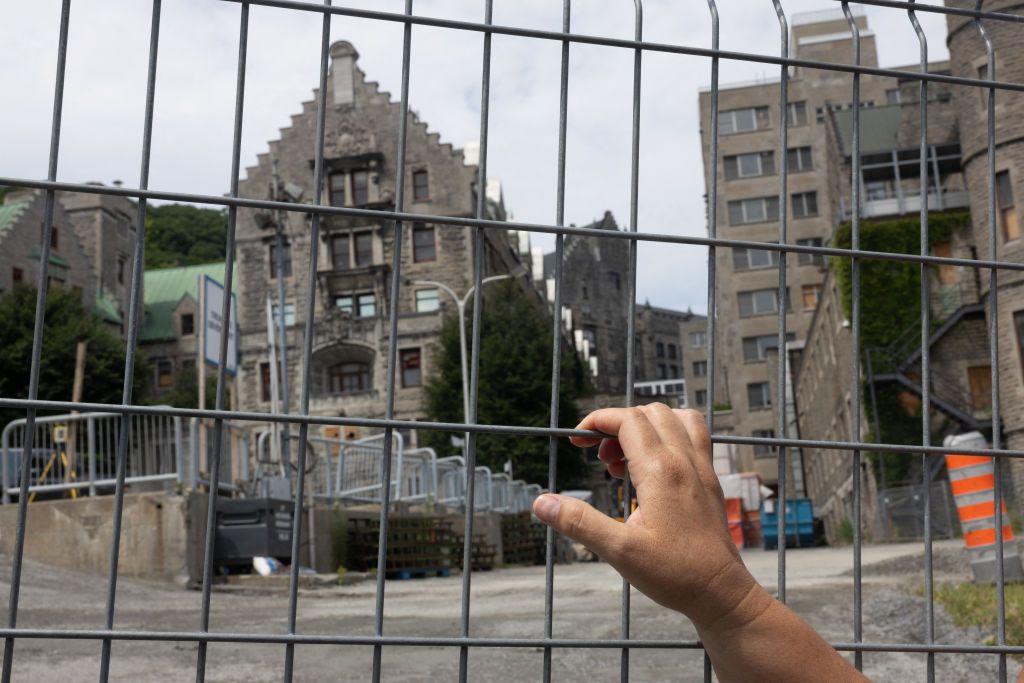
[330,41,359,106]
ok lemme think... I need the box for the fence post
[239,426,249,487]
[2,423,10,505]
[87,415,97,497]
[189,417,199,490]
[173,415,184,486]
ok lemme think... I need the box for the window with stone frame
[718,105,770,135]
[415,288,440,313]
[328,361,371,395]
[155,358,173,389]
[331,233,351,270]
[329,172,347,206]
[796,238,824,266]
[801,283,822,311]
[727,196,780,226]
[791,191,818,219]
[269,240,292,278]
[412,223,436,262]
[354,230,373,266]
[787,146,813,173]
[693,360,708,377]
[733,247,779,270]
[259,362,272,402]
[738,288,789,317]
[752,429,775,458]
[724,151,775,180]
[400,348,422,388]
[997,170,1020,242]
[412,169,429,201]
[747,382,771,411]
[786,101,808,127]
[351,169,370,206]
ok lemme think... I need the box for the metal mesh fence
[1,0,1024,681]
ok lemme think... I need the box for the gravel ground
[0,542,1016,682]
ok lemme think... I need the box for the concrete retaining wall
[0,491,199,582]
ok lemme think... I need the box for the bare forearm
[696,582,866,683]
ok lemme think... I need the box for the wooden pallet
[501,512,546,566]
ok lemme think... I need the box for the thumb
[533,494,632,563]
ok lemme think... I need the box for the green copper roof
[0,201,29,237]
[141,262,234,342]
[94,289,123,325]
[28,245,70,268]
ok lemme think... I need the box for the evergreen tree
[0,286,149,427]
[145,204,228,268]
[423,280,591,488]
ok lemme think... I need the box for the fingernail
[533,494,561,524]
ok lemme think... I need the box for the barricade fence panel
[0,0,1022,681]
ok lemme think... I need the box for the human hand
[531,404,764,631]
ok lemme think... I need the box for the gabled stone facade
[234,41,524,441]
[0,189,96,306]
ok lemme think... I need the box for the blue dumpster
[760,498,815,550]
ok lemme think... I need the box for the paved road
[0,540,1014,681]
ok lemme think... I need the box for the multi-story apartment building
[698,7,949,487]
[233,41,523,443]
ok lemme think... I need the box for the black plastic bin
[214,498,294,566]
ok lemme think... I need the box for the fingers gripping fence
[0,0,1023,681]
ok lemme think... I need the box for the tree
[145,204,228,268]
[0,286,149,427]
[147,368,218,410]
[422,280,591,488]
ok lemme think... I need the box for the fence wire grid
[1,0,1022,681]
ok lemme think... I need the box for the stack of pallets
[347,515,458,579]
[501,512,546,566]
[453,533,498,571]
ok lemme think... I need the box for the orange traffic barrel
[725,497,743,548]
[944,432,1024,583]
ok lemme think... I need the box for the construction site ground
[0,539,1014,682]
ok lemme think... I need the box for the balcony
[634,379,687,403]
[840,190,969,221]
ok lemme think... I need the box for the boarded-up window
[968,365,992,412]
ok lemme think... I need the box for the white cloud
[1,0,950,312]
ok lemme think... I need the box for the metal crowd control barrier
[4,0,1024,681]
[0,412,254,503]
[256,430,542,511]
[1,410,184,504]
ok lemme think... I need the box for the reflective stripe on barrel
[945,452,1013,550]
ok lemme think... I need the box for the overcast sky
[1,0,950,313]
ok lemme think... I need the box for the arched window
[328,362,370,395]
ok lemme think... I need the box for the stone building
[945,0,1024,504]
[698,7,951,487]
[792,15,996,539]
[0,189,98,310]
[233,41,524,442]
[537,211,715,412]
[57,187,138,332]
[540,212,630,407]
[139,262,232,397]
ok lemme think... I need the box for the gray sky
[1,0,950,313]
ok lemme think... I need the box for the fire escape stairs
[868,303,991,434]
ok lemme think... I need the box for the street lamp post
[405,269,523,425]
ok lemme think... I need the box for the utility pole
[65,341,87,489]
[270,155,293,478]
